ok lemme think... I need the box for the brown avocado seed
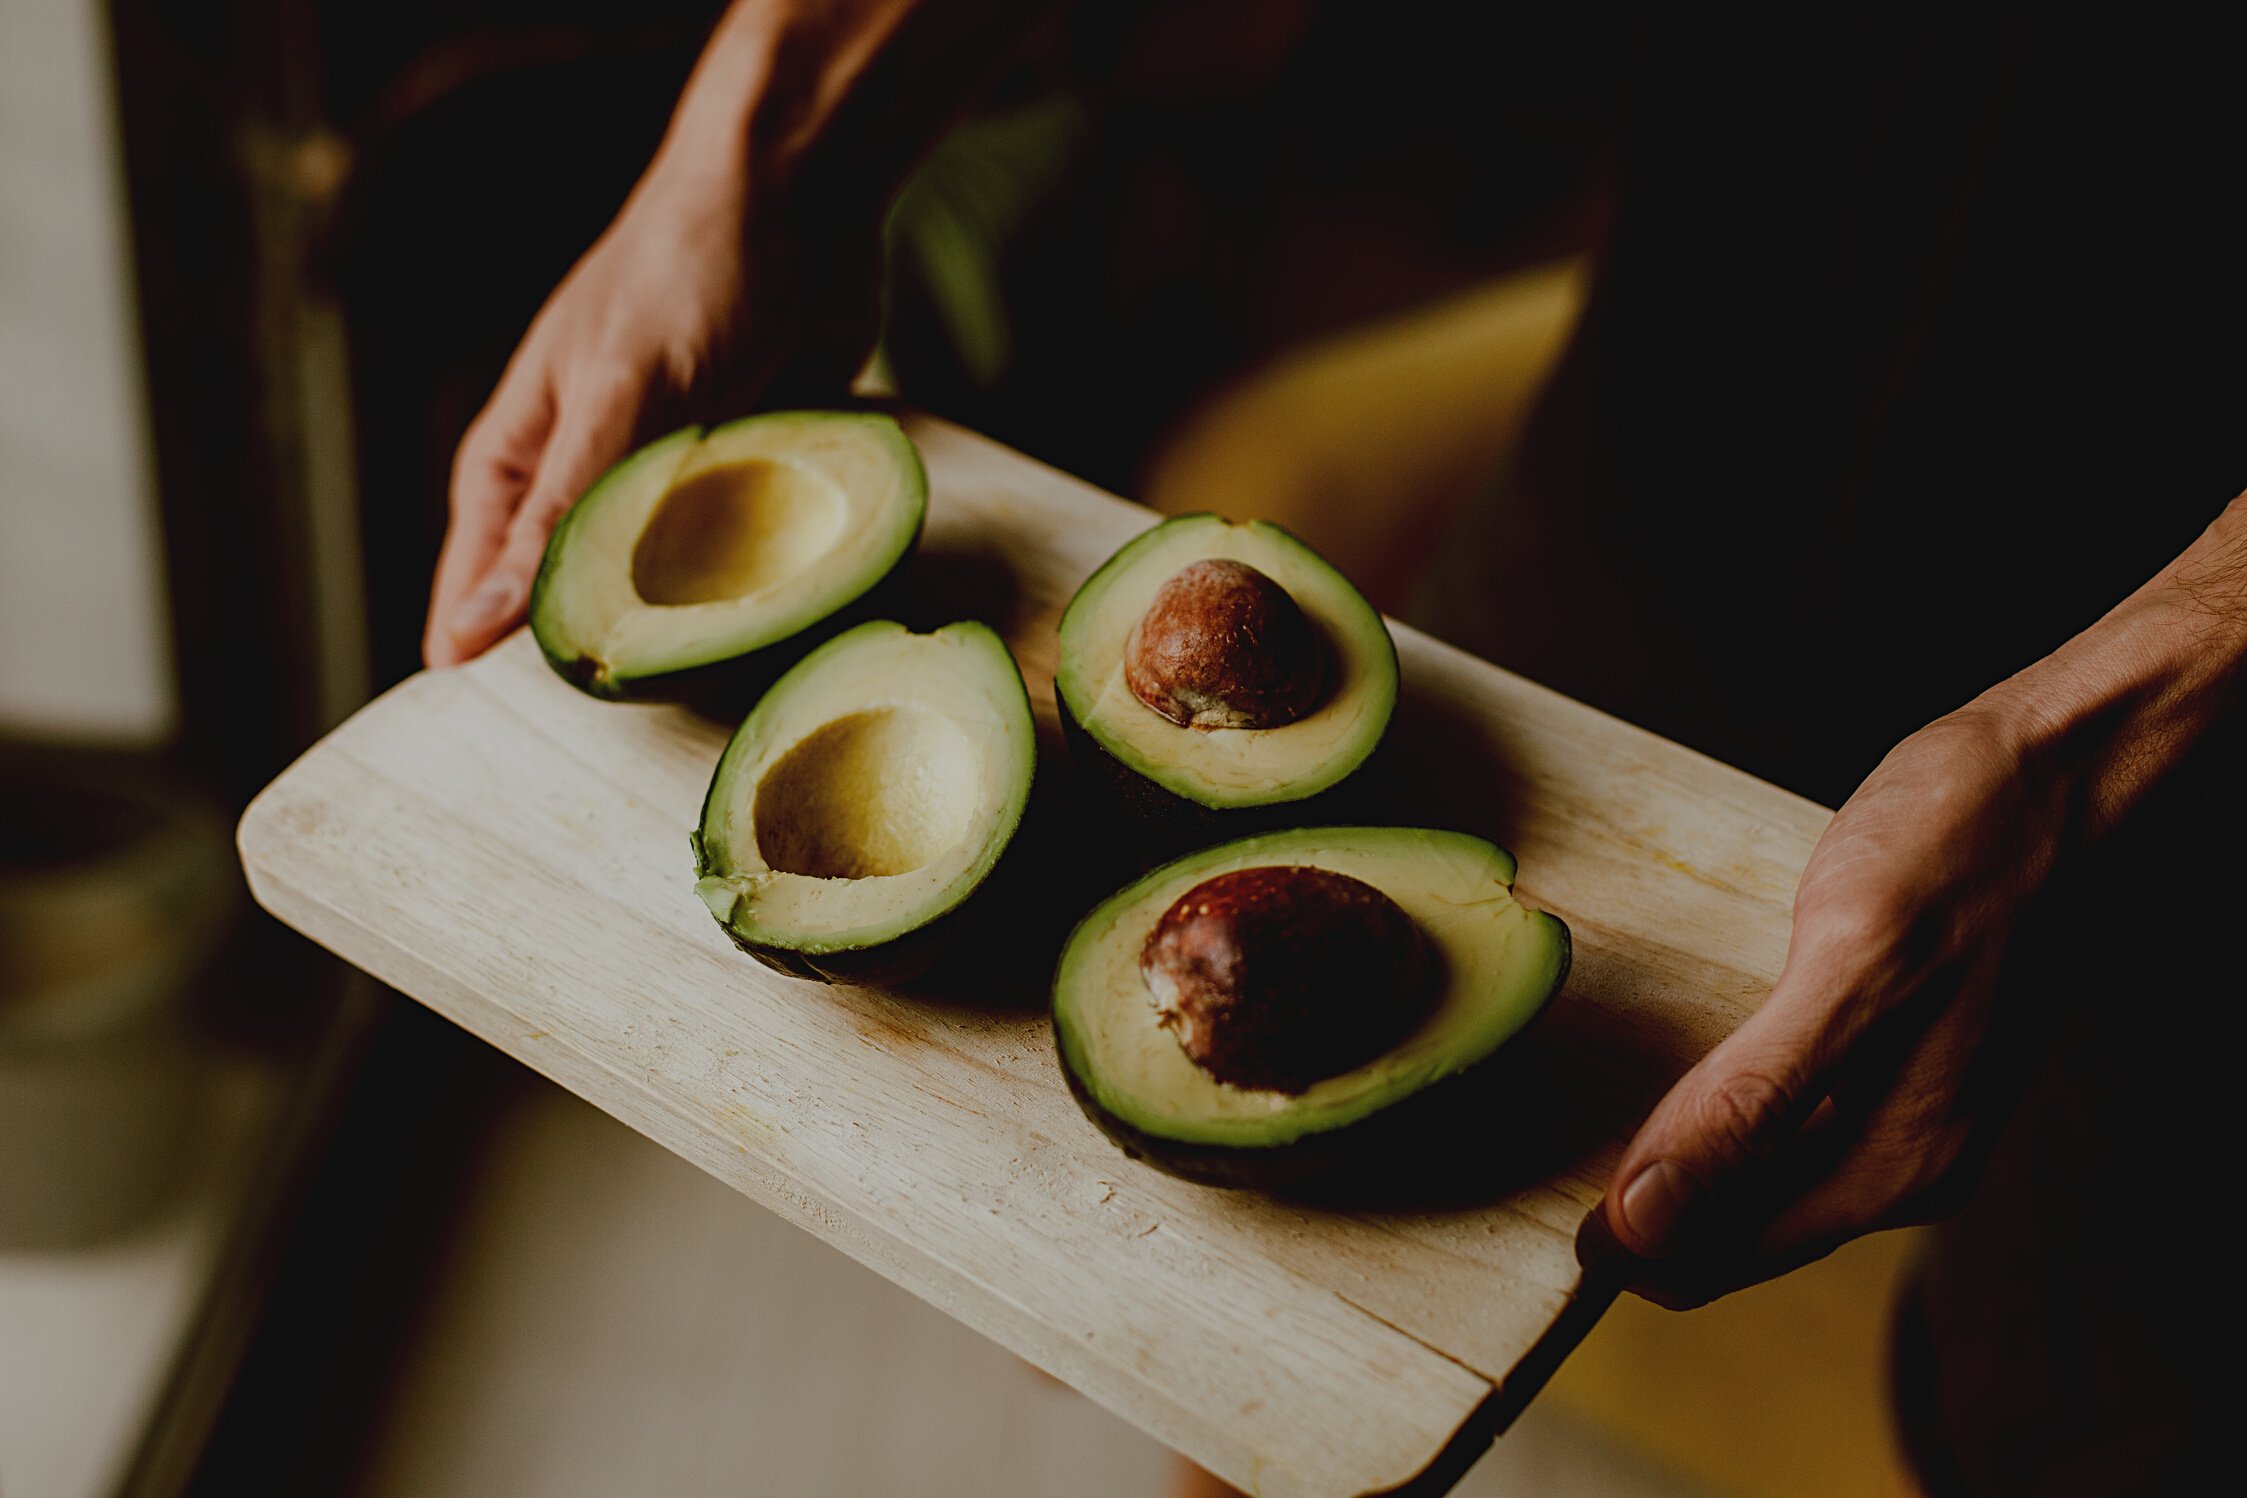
[1124,559,1325,730]
[1140,865,1433,1094]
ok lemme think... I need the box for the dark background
[37,3,1632,1491]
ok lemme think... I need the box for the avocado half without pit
[693,620,1035,984]
[1056,516,1398,837]
[530,410,926,699]
[1054,826,1570,1188]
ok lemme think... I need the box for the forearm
[650,0,1059,209]
[1979,490,2247,837]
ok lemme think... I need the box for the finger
[1633,1042,1983,1309]
[426,384,553,667]
[1599,1020,1833,1259]
[440,372,643,663]
[1752,1076,1984,1263]
[1629,1141,1946,1310]
[1587,1095,1863,1308]
[1598,868,1937,1262]
[1623,1218,1858,1310]
[1597,922,1895,1261]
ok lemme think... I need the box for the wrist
[647,0,935,227]
[1975,493,2247,834]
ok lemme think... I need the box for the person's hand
[1583,701,2070,1307]
[1573,490,2246,1307]
[1583,487,2247,1307]
[422,165,878,668]
[422,0,1069,667]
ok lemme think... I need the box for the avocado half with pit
[1053,826,1569,1188]
[693,619,1035,984]
[1055,515,1397,839]
[530,410,925,699]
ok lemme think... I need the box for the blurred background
[1,2,1917,1495]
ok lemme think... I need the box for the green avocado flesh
[1055,515,1397,811]
[530,411,926,697]
[1054,827,1569,1161]
[693,620,1034,970]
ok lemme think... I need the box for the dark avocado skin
[709,849,1051,989]
[1056,920,1571,1192]
[687,798,967,988]
[722,916,958,987]
[1056,682,1384,858]
[537,536,919,713]
[1059,1056,1361,1190]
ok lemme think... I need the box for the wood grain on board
[238,414,1830,1497]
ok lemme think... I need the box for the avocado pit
[1124,559,1324,730]
[1139,865,1432,1093]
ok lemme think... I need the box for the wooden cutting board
[238,413,1829,1497]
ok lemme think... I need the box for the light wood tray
[239,414,1828,1496]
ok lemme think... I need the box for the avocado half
[1053,826,1570,1188]
[1055,515,1398,838]
[530,410,926,699]
[693,619,1035,984]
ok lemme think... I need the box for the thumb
[1601,997,1842,1261]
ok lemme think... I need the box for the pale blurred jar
[0,754,231,1249]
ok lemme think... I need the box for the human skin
[1585,494,2247,1305]
[428,2,2247,1313]
[422,0,1057,668]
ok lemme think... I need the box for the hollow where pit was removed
[695,621,1037,963]
[630,458,849,608]
[528,411,926,695]
[753,706,980,880]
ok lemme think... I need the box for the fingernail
[1617,1160,1701,1258]
[1574,1200,1632,1273]
[454,575,523,635]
